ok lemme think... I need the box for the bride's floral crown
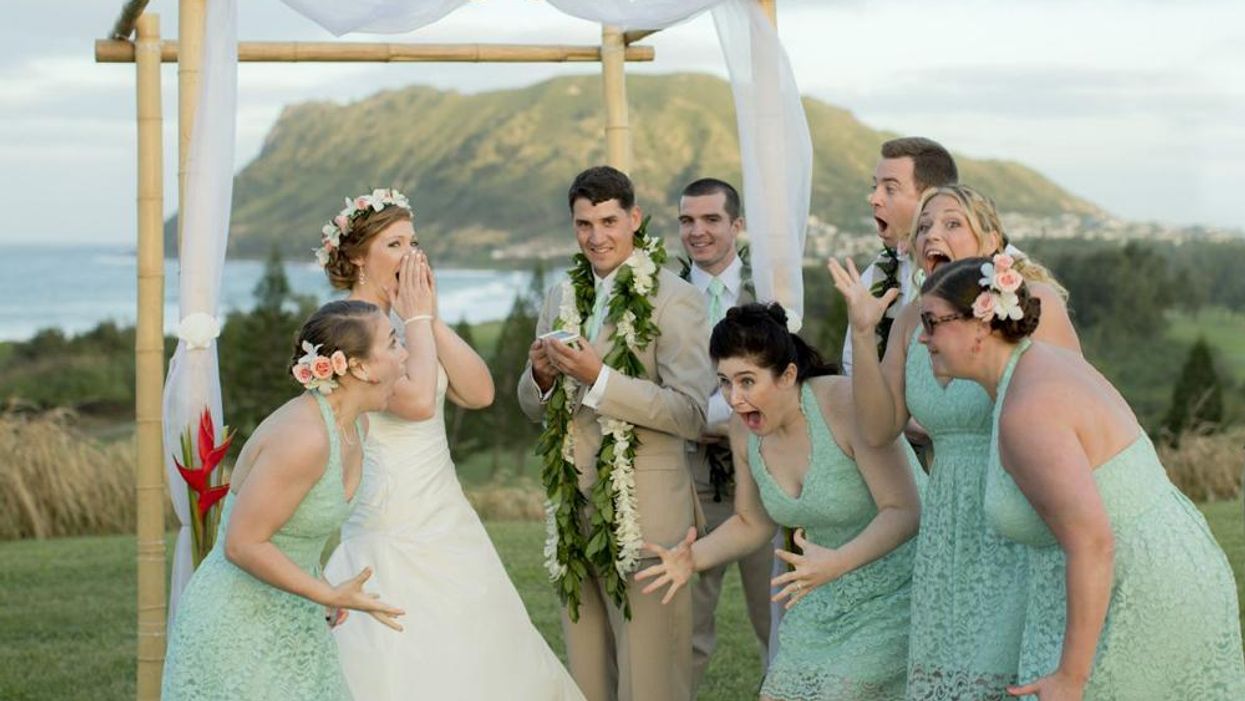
[314,188,412,268]
[291,341,350,394]
[973,253,1025,323]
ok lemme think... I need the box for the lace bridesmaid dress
[162,393,357,700]
[903,331,1028,700]
[749,384,926,700]
[985,340,1245,699]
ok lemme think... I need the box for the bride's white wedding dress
[324,364,584,700]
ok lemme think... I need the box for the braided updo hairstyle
[288,300,382,381]
[709,302,838,381]
[921,257,1042,342]
[322,205,413,290]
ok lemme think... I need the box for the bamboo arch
[98,1,778,698]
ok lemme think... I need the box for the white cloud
[1,0,1242,244]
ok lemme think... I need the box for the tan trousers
[691,494,774,693]
[563,563,692,701]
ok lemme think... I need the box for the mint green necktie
[707,276,726,325]
[587,281,609,340]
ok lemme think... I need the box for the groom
[519,165,713,701]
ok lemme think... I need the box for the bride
[317,189,585,700]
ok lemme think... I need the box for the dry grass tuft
[0,410,139,540]
[465,480,545,521]
[1158,426,1245,502]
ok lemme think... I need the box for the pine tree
[1163,336,1225,441]
[486,262,546,478]
[219,247,315,448]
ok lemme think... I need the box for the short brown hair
[567,165,635,211]
[880,137,958,192]
[322,205,413,291]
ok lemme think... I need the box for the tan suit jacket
[518,267,714,701]
[519,266,712,547]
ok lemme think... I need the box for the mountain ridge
[166,72,1102,263]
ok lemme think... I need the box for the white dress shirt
[689,256,744,427]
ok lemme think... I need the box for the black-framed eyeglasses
[920,311,967,336]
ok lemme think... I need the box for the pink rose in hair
[993,253,1014,272]
[330,350,348,376]
[355,196,370,211]
[292,363,314,385]
[311,355,334,380]
[972,291,996,321]
[995,269,1023,293]
[334,215,350,231]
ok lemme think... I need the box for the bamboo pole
[623,29,659,45]
[134,14,166,701]
[111,0,152,40]
[759,0,777,25]
[600,25,632,173]
[96,40,655,64]
[178,0,205,255]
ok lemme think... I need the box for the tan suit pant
[563,563,692,701]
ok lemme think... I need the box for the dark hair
[921,257,1041,342]
[709,302,837,382]
[288,300,382,379]
[681,178,742,221]
[322,204,413,291]
[567,165,635,211]
[880,137,958,193]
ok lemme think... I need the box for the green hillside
[167,73,1101,263]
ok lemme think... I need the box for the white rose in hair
[178,313,221,350]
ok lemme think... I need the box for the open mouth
[740,410,763,432]
[923,249,951,271]
[874,216,888,236]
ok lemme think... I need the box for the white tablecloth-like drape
[162,0,238,622]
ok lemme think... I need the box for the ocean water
[0,245,540,342]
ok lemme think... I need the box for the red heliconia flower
[196,484,230,519]
[174,407,234,510]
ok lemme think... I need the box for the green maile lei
[869,246,902,360]
[538,218,665,621]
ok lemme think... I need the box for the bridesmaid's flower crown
[972,253,1025,323]
[314,188,413,268]
[291,341,351,394]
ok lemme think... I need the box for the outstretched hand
[771,528,843,610]
[635,527,698,605]
[826,257,900,336]
[330,567,406,632]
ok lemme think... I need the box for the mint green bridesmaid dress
[162,393,357,700]
[985,339,1245,699]
[749,383,926,700]
[904,330,1028,700]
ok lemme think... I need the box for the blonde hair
[908,184,1068,300]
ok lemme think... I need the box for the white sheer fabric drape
[278,0,811,324]
[162,0,238,621]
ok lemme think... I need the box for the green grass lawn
[3,502,1242,701]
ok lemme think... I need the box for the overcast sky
[2,0,1242,246]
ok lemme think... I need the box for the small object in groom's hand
[539,329,580,345]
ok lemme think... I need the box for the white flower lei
[539,225,665,620]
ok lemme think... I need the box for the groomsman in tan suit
[518,166,714,701]
[677,178,774,690]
